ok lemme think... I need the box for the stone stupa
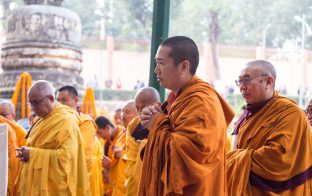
[0,0,84,98]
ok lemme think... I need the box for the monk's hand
[102,155,111,169]
[16,146,30,162]
[113,147,123,159]
[140,104,162,130]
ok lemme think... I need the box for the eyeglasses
[28,95,49,108]
[0,113,12,117]
[235,75,268,87]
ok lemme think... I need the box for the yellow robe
[91,137,104,196]
[4,119,27,147]
[138,76,234,196]
[109,128,127,196]
[0,116,19,196]
[124,117,141,196]
[17,104,91,196]
[79,113,96,184]
[227,95,312,195]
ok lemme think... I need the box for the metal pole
[149,0,170,102]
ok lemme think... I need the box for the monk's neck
[172,75,193,94]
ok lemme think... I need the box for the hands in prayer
[102,155,111,169]
[16,146,30,162]
[140,104,162,130]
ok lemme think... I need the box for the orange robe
[104,126,123,195]
[0,116,19,196]
[226,95,312,195]
[3,119,27,147]
[123,117,142,196]
[109,127,127,196]
[78,113,96,185]
[138,76,234,196]
[91,137,104,196]
[17,104,91,196]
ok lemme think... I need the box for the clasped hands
[140,103,162,130]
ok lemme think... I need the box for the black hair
[95,116,114,129]
[58,85,78,97]
[160,36,199,75]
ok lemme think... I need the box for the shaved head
[28,80,56,118]
[0,100,15,113]
[122,100,138,127]
[246,60,276,81]
[28,80,55,99]
[135,87,160,114]
[0,100,16,120]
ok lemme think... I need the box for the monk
[124,87,160,196]
[0,101,27,147]
[0,116,19,196]
[139,36,234,196]
[306,96,312,126]
[16,80,90,196]
[57,85,96,193]
[227,60,312,195]
[103,101,138,196]
[113,108,123,126]
[91,137,105,196]
[95,116,119,195]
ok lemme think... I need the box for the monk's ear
[73,95,78,104]
[179,60,190,74]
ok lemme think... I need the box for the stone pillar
[0,1,84,98]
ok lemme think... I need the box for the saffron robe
[91,137,104,196]
[12,122,27,147]
[124,117,145,196]
[226,95,312,195]
[0,117,19,196]
[138,76,235,196]
[17,104,91,196]
[109,128,127,196]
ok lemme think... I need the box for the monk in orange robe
[0,101,27,147]
[95,116,123,195]
[0,116,19,196]
[306,97,312,126]
[227,60,312,195]
[16,80,90,196]
[124,87,160,196]
[139,36,234,196]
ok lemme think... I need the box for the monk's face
[28,92,54,118]
[113,111,122,126]
[154,46,182,91]
[57,90,77,108]
[97,125,112,140]
[0,105,15,121]
[121,103,138,127]
[306,99,312,126]
[238,66,270,104]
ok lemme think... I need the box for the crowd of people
[2,36,312,196]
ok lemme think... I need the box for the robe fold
[124,117,144,196]
[226,95,312,195]
[109,127,127,196]
[0,116,19,196]
[91,137,104,196]
[138,76,234,196]
[17,104,91,196]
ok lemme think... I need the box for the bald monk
[95,116,120,195]
[124,87,160,196]
[139,36,234,196]
[104,101,138,196]
[0,117,19,196]
[0,101,27,147]
[306,96,312,126]
[16,80,90,196]
[57,85,96,192]
[227,60,312,195]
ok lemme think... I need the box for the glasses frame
[235,75,268,87]
[28,95,50,108]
